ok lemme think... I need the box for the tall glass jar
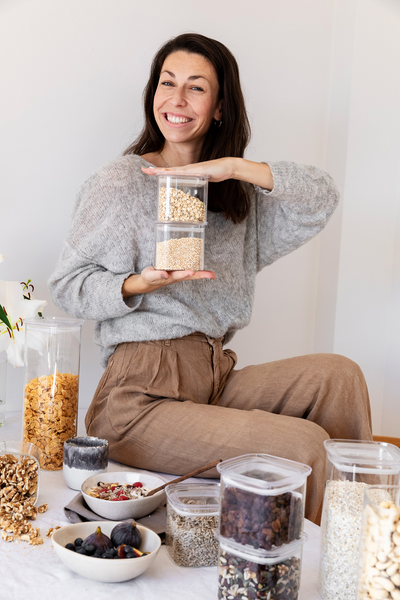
[318,440,400,600]
[357,485,400,600]
[22,317,84,471]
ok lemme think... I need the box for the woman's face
[153,50,222,151]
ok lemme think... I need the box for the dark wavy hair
[123,33,252,223]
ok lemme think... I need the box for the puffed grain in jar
[156,174,208,223]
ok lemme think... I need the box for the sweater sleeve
[48,164,144,321]
[255,161,340,271]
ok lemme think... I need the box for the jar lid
[324,439,400,474]
[216,531,308,564]
[24,317,85,330]
[217,453,312,495]
[156,173,210,183]
[166,482,220,516]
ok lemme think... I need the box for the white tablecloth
[0,411,322,600]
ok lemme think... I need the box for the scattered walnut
[22,371,78,471]
[38,503,48,514]
[46,526,61,538]
[0,453,43,545]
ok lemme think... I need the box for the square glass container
[156,173,209,223]
[217,532,307,600]
[217,453,311,552]
[0,440,41,505]
[357,484,400,600]
[165,482,220,567]
[154,223,205,271]
[318,439,400,600]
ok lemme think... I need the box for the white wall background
[0,0,399,435]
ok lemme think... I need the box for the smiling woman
[48,32,373,524]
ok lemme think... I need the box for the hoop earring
[214,119,222,128]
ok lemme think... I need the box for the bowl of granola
[81,471,166,520]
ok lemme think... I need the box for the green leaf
[0,304,13,332]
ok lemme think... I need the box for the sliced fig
[111,520,142,549]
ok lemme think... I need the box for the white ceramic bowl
[81,471,166,520]
[52,521,161,582]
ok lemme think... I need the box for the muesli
[87,481,153,501]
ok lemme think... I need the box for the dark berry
[83,543,96,556]
[125,552,136,559]
[74,538,83,547]
[65,543,76,551]
[76,547,88,555]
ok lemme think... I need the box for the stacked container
[216,453,312,600]
[318,439,400,600]
[154,174,209,271]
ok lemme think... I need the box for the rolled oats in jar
[156,174,209,223]
[154,223,205,271]
[22,317,84,471]
[165,482,220,567]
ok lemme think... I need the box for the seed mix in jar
[166,497,219,567]
[218,548,302,600]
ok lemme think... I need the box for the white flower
[0,281,47,367]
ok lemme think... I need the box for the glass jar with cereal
[22,317,84,471]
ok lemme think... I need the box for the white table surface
[0,411,322,600]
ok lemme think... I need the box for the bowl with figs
[51,520,161,582]
[81,471,166,520]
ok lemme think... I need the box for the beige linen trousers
[85,333,373,523]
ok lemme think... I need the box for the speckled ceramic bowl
[63,437,109,491]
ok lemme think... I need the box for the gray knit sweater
[48,155,339,366]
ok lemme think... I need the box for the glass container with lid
[217,453,311,551]
[165,482,220,567]
[22,317,84,471]
[0,440,41,505]
[156,173,209,223]
[154,223,205,271]
[318,439,400,600]
[357,484,400,600]
[217,531,308,600]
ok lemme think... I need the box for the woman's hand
[122,266,215,298]
[142,157,236,183]
[142,157,274,190]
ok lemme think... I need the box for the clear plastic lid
[217,453,312,495]
[216,531,308,564]
[166,482,220,517]
[24,317,85,331]
[324,439,400,474]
